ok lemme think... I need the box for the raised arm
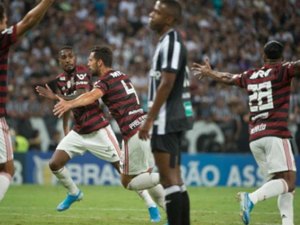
[16,0,54,37]
[53,88,104,118]
[192,59,237,85]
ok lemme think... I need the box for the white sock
[0,173,11,201]
[148,184,165,210]
[278,192,294,225]
[53,167,79,195]
[136,190,156,208]
[249,179,288,204]
[127,172,159,190]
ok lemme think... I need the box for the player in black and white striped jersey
[139,1,194,225]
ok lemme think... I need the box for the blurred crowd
[4,0,300,153]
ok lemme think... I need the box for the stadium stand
[5,0,300,153]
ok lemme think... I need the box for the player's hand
[138,118,153,140]
[191,58,211,79]
[35,84,57,100]
[53,96,71,118]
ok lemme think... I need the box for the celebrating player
[52,46,164,222]
[36,46,122,211]
[192,40,298,225]
[0,0,54,202]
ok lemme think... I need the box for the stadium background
[4,0,300,186]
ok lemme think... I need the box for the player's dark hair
[0,2,6,22]
[91,46,113,67]
[59,45,73,52]
[160,0,182,24]
[58,45,73,58]
[263,40,284,60]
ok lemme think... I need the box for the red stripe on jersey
[0,64,8,70]
[0,86,8,91]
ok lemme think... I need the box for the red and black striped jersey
[234,62,295,141]
[56,65,108,134]
[93,70,146,140]
[0,25,17,117]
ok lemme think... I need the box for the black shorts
[151,131,184,168]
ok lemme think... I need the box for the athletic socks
[181,185,190,225]
[165,185,182,225]
[278,192,294,225]
[0,173,11,201]
[127,172,159,190]
[249,178,288,204]
[136,190,157,208]
[52,167,79,195]
[148,184,165,210]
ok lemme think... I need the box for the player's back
[236,62,295,141]
[94,70,145,140]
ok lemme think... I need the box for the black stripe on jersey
[273,66,285,83]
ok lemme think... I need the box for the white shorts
[250,136,297,180]
[120,132,155,175]
[56,125,121,163]
[0,118,14,164]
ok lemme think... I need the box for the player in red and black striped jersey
[0,0,54,202]
[192,40,299,225]
[36,46,121,212]
[54,46,164,222]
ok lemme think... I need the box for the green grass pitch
[0,185,299,225]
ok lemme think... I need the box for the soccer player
[52,46,164,222]
[36,46,122,211]
[139,1,194,225]
[192,40,298,225]
[0,0,54,202]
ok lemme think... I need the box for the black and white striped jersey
[148,29,193,135]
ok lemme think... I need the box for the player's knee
[287,182,296,192]
[48,159,61,171]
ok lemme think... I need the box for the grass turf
[0,185,298,225]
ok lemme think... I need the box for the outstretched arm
[16,0,54,37]
[191,59,237,85]
[36,84,88,101]
[53,88,104,118]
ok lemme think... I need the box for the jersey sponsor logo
[110,71,123,78]
[149,69,161,80]
[76,73,87,80]
[128,108,143,115]
[249,69,272,79]
[250,123,266,134]
[129,115,146,130]
[251,112,269,121]
[1,26,13,35]
[76,81,88,86]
